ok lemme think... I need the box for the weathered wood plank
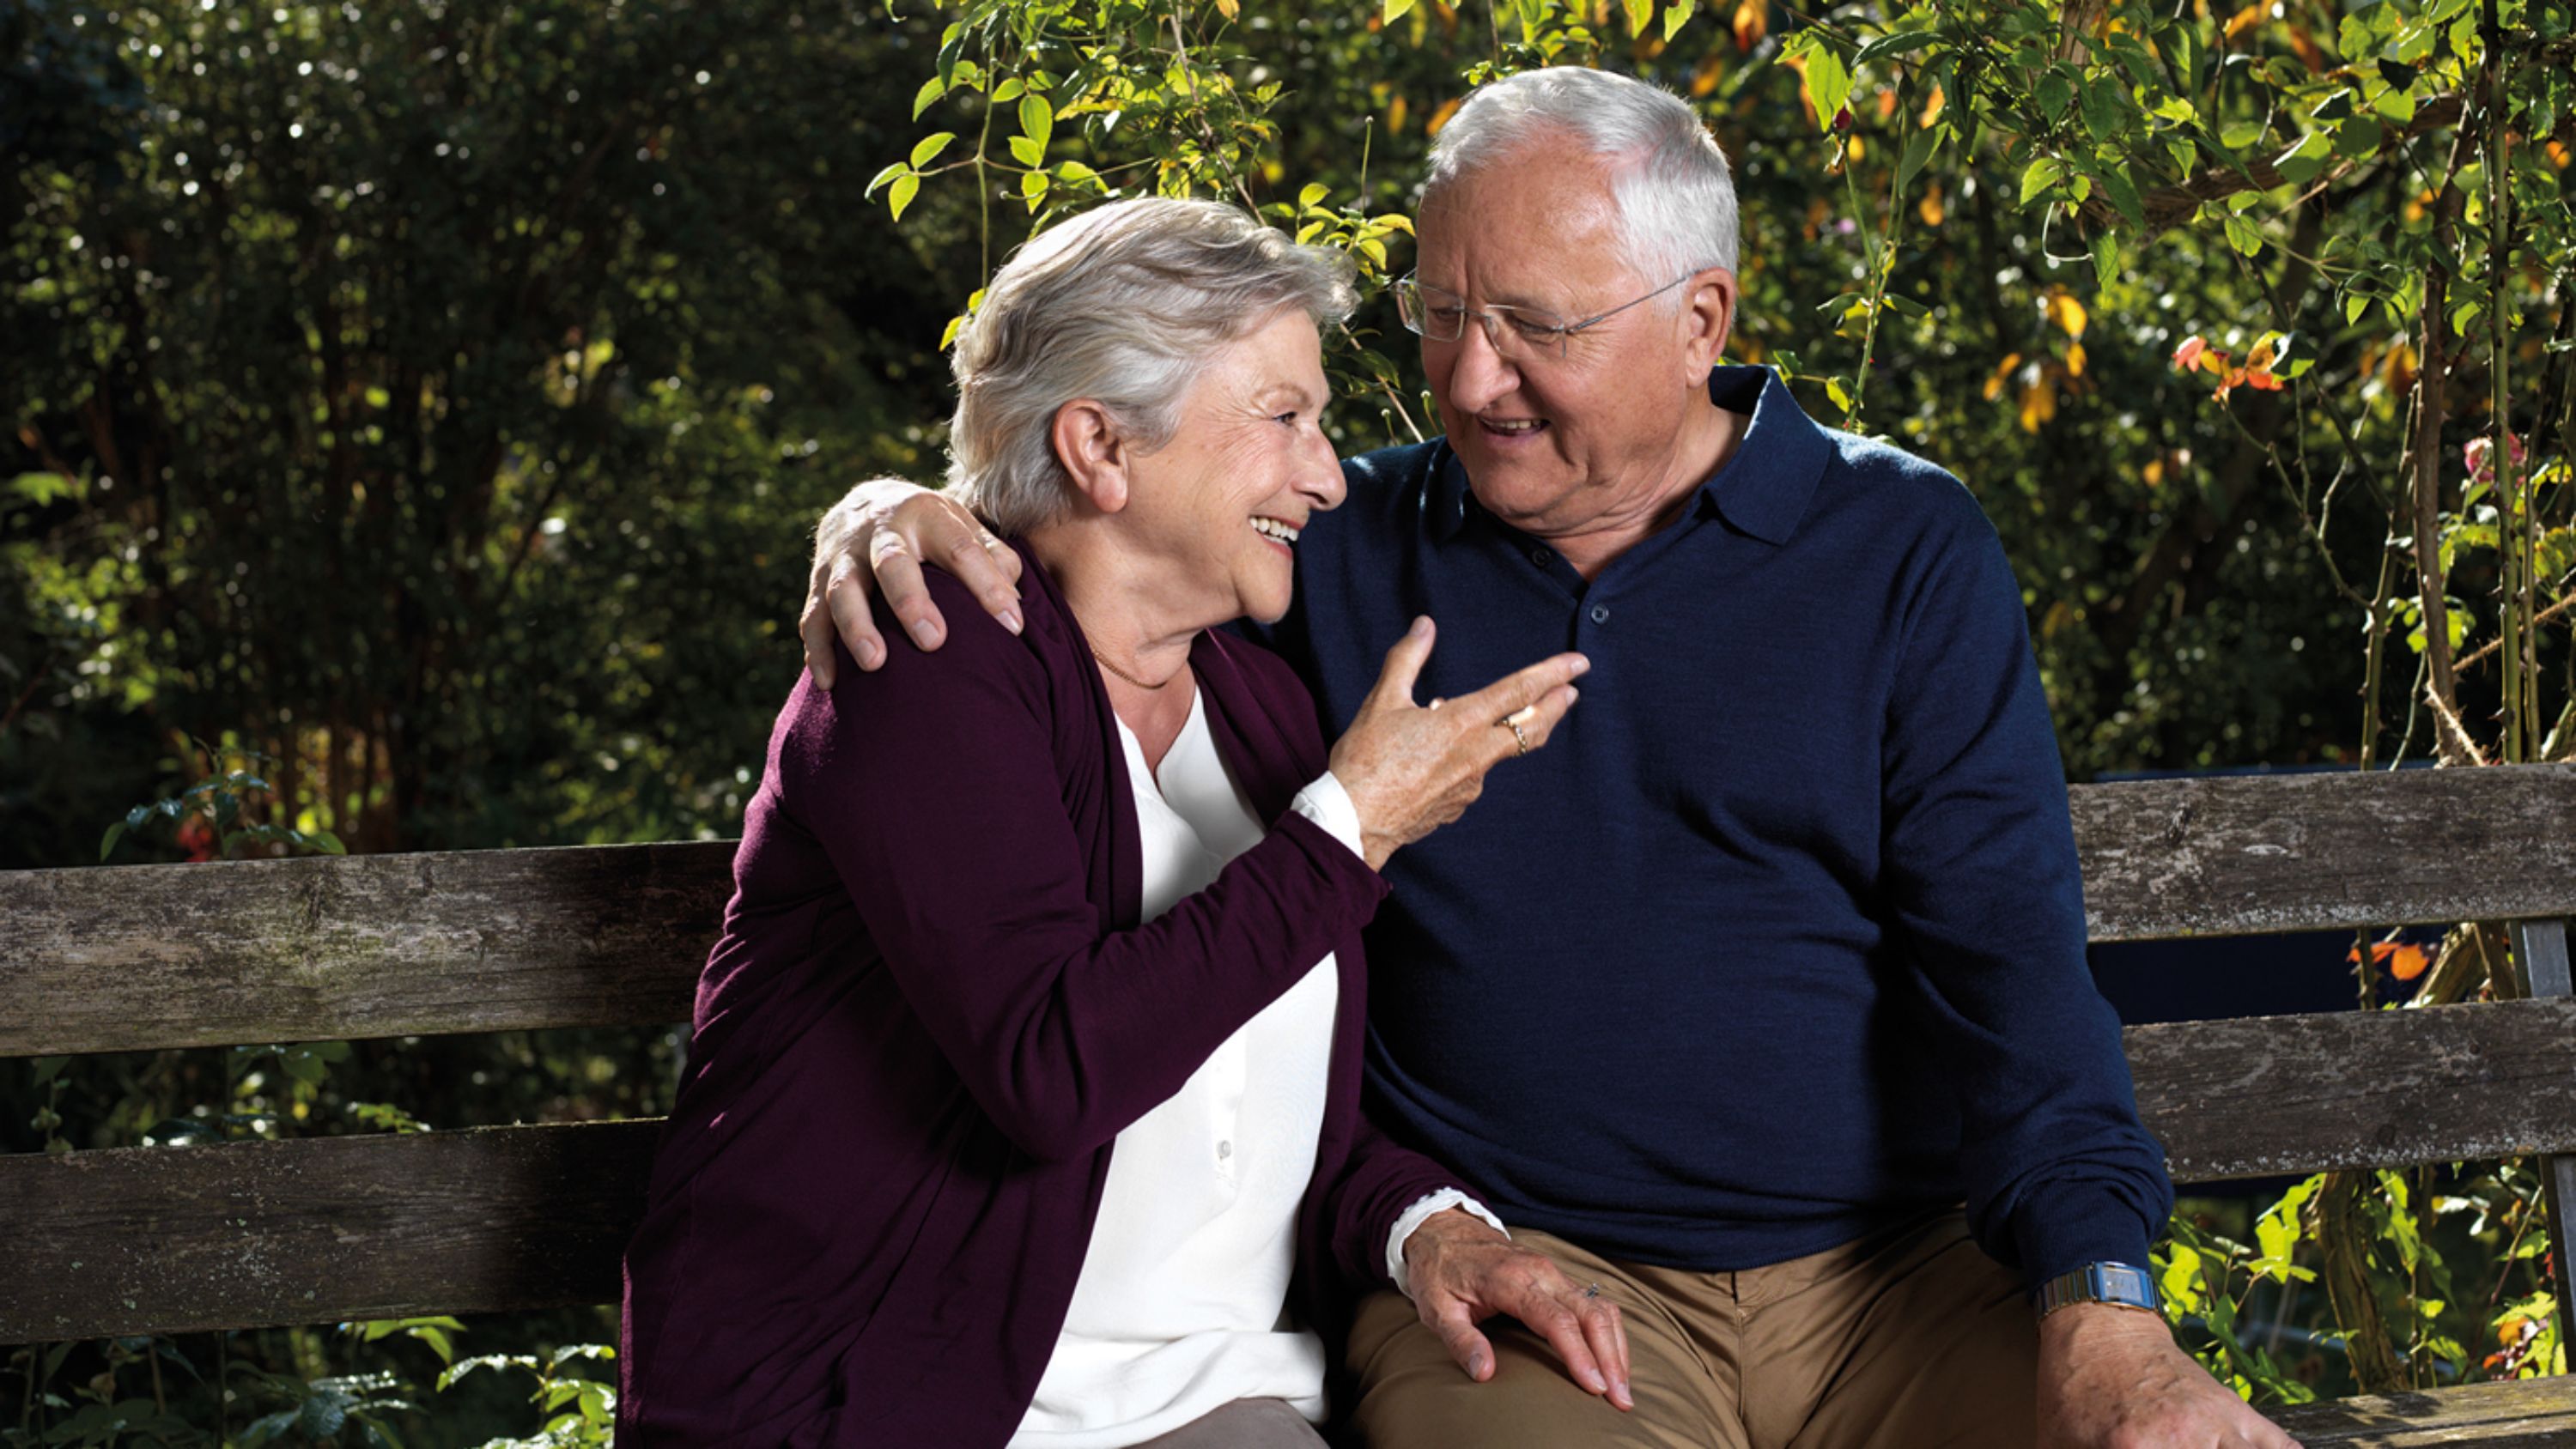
[0,1121,658,1343]
[2265,1377,2576,1446]
[8,1000,2576,1342]
[0,842,731,1056]
[2074,764,2576,942]
[2138,998,2576,1183]
[5,767,2574,1058]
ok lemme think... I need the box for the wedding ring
[1581,1282,1602,1300]
[1499,704,1539,757]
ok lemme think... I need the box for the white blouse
[1011,686,1352,1447]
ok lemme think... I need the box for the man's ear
[1051,399,1131,515]
[1682,266,1739,378]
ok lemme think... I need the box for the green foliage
[438,1345,617,1449]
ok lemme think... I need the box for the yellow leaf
[1388,94,1409,134]
[1918,83,1945,130]
[1917,181,1945,227]
[2065,340,2087,377]
[2142,458,2165,488]
[2018,376,2057,432]
[1847,134,1865,163]
[2045,289,2088,338]
[1426,95,1464,136]
[1215,0,1239,15]
[2223,3,2264,40]
[1691,50,1725,97]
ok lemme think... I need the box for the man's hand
[1400,1209,1633,1411]
[799,480,1024,686]
[2037,1303,2300,1448]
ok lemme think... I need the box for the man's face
[1413,143,1732,540]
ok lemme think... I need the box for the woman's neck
[1026,523,1201,767]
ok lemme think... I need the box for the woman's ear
[1052,400,1131,515]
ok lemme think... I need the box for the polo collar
[1421,364,1832,548]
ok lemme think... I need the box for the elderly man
[800,66,2294,1449]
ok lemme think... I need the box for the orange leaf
[1733,0,1767,52]
[2172,335,2208,372]
[2065,340,2087,378]
[1426,95,1464,136]
[2018,375,2057,432]
[2390,943,2431,981]
[1388,94,1410,134]
[2044,289,2088,339]
[1983,351,2023,402]
[2223,3,2265,40]
[1691,49,1726,98]
[1917,181,1946,227]
[1918,83,1945,130]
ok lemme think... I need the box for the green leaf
[2097,164,2145,230]
[100,821,126,862]
[888,172,920,221]
[1383,0,1417,20]
[2038,69,2075,120]
[1022,170,1049,210]
[2080,74,2126,142]
[1896,124,1941,197]
[304,829,347,856]
[2089,230,2118,289]
[1297,181,1330,209]
[1623,0,1652,37]
[2224,213,2263,257]
[1662,0,1695,41]
[863,161,908,198]
[1824,376,1855,413]
[2019,156,2067,206]
[912,76,946,121]
[2333,116,2384,158]
[1797,45,1853,135]
[910,132,956,168]
[2273,133,2330,188]
[1007,135,1044,167]
[1854,30,1939,68]
[1018,92,1053,150]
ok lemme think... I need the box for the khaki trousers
[1342,1209,2038,1449]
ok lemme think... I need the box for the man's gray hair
[1424,67,1739,286]
[947,197,1357,535]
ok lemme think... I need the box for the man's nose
[1443,318,1520,415]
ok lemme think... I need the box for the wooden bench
[5,766,2575,1444]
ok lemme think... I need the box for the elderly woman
[617,198,1595,1449]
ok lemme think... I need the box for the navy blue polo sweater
[1238,365,2171,1285]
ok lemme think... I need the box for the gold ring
[1499,704,1538,757]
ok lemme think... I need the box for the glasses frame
[1393,270,1700,360]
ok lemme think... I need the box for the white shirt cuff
[1289,770,1365,862]
[1386,1189,1509,1299]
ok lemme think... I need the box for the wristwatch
[2032,1261,2161,1321]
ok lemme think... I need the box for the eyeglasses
[1392,271,1697,361]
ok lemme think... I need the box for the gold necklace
[1089,645,1183,690]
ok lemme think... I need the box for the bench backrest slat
[8,767,2575,1059]
[10,997,2576,1343]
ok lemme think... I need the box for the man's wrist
[2033,1261,2161,1323]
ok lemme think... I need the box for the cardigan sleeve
[780,586,1389,1164]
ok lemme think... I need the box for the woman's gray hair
[1423,67,1739,288]
[946,197,1357,535]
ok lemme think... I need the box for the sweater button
[1531,547,1551,567]
[1217,1140,1232,1160]
[1590,604,1612,624]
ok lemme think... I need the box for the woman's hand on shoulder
[1328,617,1586,870]
[800,479,1026,685]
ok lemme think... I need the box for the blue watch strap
[2033,1261,2161,1320]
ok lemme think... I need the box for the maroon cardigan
[618,543,1461,1447]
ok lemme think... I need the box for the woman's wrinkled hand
[1328,617,1586,870]
[1400,1209,1631,1411]
[799,480,1024,686]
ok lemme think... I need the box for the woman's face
[1114,309,1345,627]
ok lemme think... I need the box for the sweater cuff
[1290,770,1365,862]
[1387,1189,1508,1299]
[2009,1179,2160,1290]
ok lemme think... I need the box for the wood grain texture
[0,841,732,1056]
[2073,764,2576,942]
[0,1121,658,1343]
[2265,1377,2576,1446]
[9,1000,2576,1341]
[2133,998,2576,1183]
[6,768,2574,1057]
